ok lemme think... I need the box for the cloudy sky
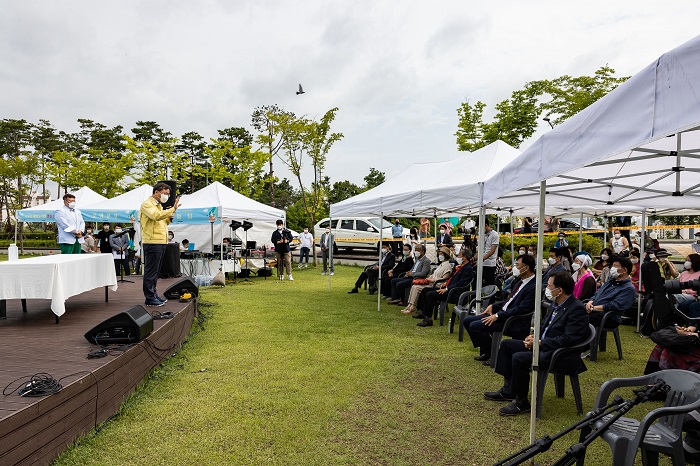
[2,0,700,187]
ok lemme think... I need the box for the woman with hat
[399,246,453,316]
[654,248,679,280]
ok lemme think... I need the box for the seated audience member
[381,244,414,298]
[400,246,453,317]
[463,254,538,364]
[484,272,589,416]
[417,248,475,327]
[388,244,431,305]
[435,224,453,249]
[554,233,568,249]
[168,231,176,243]
[349,244,395,294]
[654,248,679,280]
[573,254,596,301]
[610,228,630,255]
[542,248,567,290]
[408,227,420,248]
[644,324,700,375]
[677,254,700,318]
[585,256,637,329]
[592,248,613,286]
[630,249,641,291]
[181,239,190,251]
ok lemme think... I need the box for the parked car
[288,229,300,250]
[313,217,399,251]
[513,219,601,236]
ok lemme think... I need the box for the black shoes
[474,354,489,362]
[499,398,531,416]
[348,288,358,294]
[368,288,377,295]
[484,388,515,402]
[412,313,426,319]
[417,319,433,327]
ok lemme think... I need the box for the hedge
[500,234,604,264]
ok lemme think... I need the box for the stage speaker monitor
[157,180,177,209]
[163,276,199,300]
[84,305,154,345]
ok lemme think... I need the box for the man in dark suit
[416,247,475,325]
[349,244,396,294]
[464,254,537,363]
[484,272,589,416]
[435,224,453,249]
[381,243,414,298]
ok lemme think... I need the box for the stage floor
[0,276,197,466]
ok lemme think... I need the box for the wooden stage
[0,277,198,466]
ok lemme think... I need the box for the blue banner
[171,206,220,224]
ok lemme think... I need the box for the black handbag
[650,326,699,353]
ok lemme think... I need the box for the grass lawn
[50,264,661,465]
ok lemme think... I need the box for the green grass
[51,265,661,465]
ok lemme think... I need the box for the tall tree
[204,138,267,198]
[31,119,63,201]
[252,104,293,206]
[176,131,207,193]
[363,167,386,191]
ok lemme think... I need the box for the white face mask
[325,229,330,234]
[544,287,555,301]
[614,234,621,239]
[519,250,526,256]
[403,250,411,256]
[68,201,76,209]
[414,252,420,259]
[440,229,446,234]
[455,257,463,264]
[512,265,521,277]
[86,230,92,234]
[609,267,619,279]
[548,257,557,265]
[438,254,445,262]
[572,263,581,271]
[649,254,656,260]
[115,229,123,234]
[303,229,308,233]
[631,258,639,264]
[277,226,283,230]
[601,254,609,261]
[527,251,534,255]
[383,248,389,254]
[159,193,169,204]
[685,261,692,270]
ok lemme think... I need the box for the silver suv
[314,217,399,251]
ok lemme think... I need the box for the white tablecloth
[0,254,118,317]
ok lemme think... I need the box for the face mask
[86,230,92,234]
[548,257,557,265]
[403,250,410,256]
[68,201,76,209]
[160,194,169,204]
[544,287,556,301]
[382,248,389,254]
[303,230,308,233]
[685,261,692,270]
[115,229,122,234]
[414,252,420,259]
[558,237,565,241]
[609,267,619,279]
[572,263,581,271]
[614,234,621,239]
[438,254,445,262]
[519,250,526,255]
[631,258,639,264]
[325,229,330,234]
[527,251,534,255]
[455,257,463,265]
[277,226,283,230]
[649,254,656,260]
[601,254,609,261]
[168,234,174,240]
[440,229,445,234]
[512,265,521,277]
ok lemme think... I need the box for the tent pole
[603,216,608,247]
[328,214,332,292]
[637,209,646,333]
[378,212,383,312]
[509,210,515,264]
[14,218,18,244]
[529,180,547,444]
[475,203,485,315]
[578,212,584,251]
[220,221,224,263]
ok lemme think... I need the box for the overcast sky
[2,0,700,188]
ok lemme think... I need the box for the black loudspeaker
[159,243,181,278]
[157,180,177,208]
[163,276,199,300]
[84,305,154,344]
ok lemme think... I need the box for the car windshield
[368,218,392,230]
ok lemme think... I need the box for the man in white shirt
[481,219,500,286]
[298,227,314,268]
[54,193,85,254]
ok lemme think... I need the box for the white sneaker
[297,263,302,269]
[330,272,334,276]
[304,264,308,268]
[288,275,294,281]
[279,275,284,280]
[321,272,327,275]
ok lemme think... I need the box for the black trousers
[390,277,413,301]
[463,314,506,357]
[114,256,130,276]
[494,339,532,399]
[420,288,461,316]
[483,266,496,286]
[142,243,166,302]
[355,268,380,290]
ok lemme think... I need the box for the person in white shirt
[481,219,500,286]
[54,193,85,254]
[298,227,313,268]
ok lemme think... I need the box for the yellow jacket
[139,196,176,244]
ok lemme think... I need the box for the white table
[0,254,118,321]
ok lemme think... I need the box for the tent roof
[178,181,284,222]
[331,140,521,217]
[17,187,107,222]
[485,34,700,216]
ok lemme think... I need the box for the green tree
[363,167,385,191]
[255,178,298,210]
[176,131,207,194]
[204,139,267,198]
[0,119,37,231]
[31,119,63,201]
[252,104,293,206]
[329,180,361,204]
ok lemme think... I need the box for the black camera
[663,279,700,295]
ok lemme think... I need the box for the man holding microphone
[139,182,180,306]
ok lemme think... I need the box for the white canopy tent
[80,185,154,224]
[480,34,700,443]
[17,186,107,223]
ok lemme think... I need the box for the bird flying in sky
[296,84,305,95]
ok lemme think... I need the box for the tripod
[494,380,670,466]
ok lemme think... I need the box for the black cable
[3,373,63,397]
[150,310,174,320]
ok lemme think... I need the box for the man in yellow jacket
[140,182,180,306]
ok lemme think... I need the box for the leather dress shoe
[368,288,377,295]
[499,399,531,416]
[417,319,433,327]
[348,288,358,294]
[474,354,489,361]
[483,389,515,402]
[412,313,426,319]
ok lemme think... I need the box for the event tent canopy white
[330,140,521,218]
[80,185,154,224]
[17,187,107,223]
[484,34,700,215]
